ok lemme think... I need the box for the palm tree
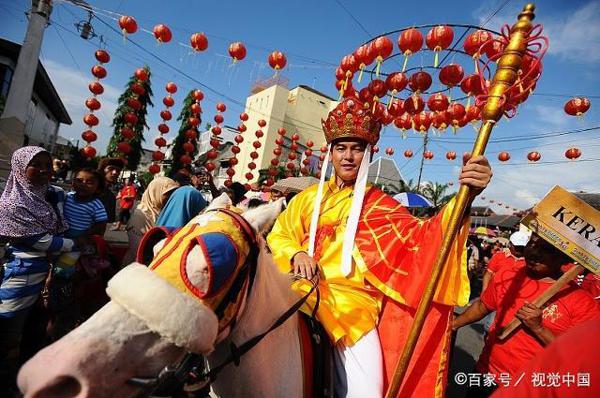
[422,182,455,208]
[399,178,420,193]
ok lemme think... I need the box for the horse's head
[18,195,286,398]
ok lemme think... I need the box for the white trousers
[334,328,383,398]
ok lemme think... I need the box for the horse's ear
[206,193,232,211]
[242,198,285,234]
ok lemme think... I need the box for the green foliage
[399,178,421,194]
[422,182,455,208]
[168,90,200,175]
[106,66,153,170]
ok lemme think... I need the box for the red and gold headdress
[322,98,382,146]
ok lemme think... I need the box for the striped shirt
[0,186,74,318]
[64,192,108,238]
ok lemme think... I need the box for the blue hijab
[156,186,207,229]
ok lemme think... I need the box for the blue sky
[1,0,599,211]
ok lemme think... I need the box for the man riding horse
[268,97,492,397]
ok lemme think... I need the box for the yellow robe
[267,178,469,347]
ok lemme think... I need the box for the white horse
[18,195,309,398]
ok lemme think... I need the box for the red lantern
[190,103,201,115]
[255,130,264,138]
[253,141,262,149]
[153,24,172,43]
[372,145,380,154]
[398,28,423,56]
[214,114,224,124]
[426,25,454,66]
[134,68,148,82]
[193,90,204,101]
[368,79,388,99]
[257,119,267,128]
[372,36,393,74]
[439,63,464,87]
[118,16,138,35]
[158,123,169,134]
[160,110,172,121]
[432,111,449,131]
[237,124,247,133]
[155,137,167,147]
[81,145,97,158]
[121,127,135,139]
[386,72,408,96]
[89,82,104,95]
[413,111,432,133]
[275,137,284,146]
[180,155,192,164]
[394,113,413,130]
[288,152,297,160]
[385,147,395,156]
[271,158,280,166]
[484,39,505,60]
[234,135,244,144]
[190,33,208,52]
[404,95,425,115]
[152,151,166,161]
[250,151,259,159]
[291,133,300,141]
[94,50,110,64]
[424,150,434,159]
[498,151,510,162]
[163,96,174,107]
[286,162,295,170]
[446,151,457,160]
[127,98,141,110]
[465,105,482,123]
[188,117,200,127]
[245,172,254,180]
[226,168,236,177]
[461,74,484,96]
[185,129,197,139]
[527,151,541,162]
[228,42,247,62]
[124,113,138,125]
[565,147,581,160]
[131,83,145,96]
[268,51,287,70]
[149,164,161,174]
[81,130,97,143]
[216,102,227,113]
[117,142,132,154]
[165,82,177,94]
[273,147,282,156]
[85,98,101,111]
[388,98,405,117]
[183,142,195,153]
[83,113,99,127]
[447,103,466,126]
[408,71,432,93]
[463,30,493,57]
[210,139,220,148]
[91,65,107,79]
[427,93,449,112]
[248,162,257,170]
[564,97,591,116]
[231,146,241,154]
[341,54,359,74]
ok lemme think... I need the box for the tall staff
[386,4,539,397]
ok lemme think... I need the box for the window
[0,63,13,97]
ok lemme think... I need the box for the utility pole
[0,0,53,161]
[416,132,429,192]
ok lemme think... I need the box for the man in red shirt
[482,231,529,291]
[453,234,600,397]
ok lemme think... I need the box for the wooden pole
[497,264,584,340]
[385,5,537,397]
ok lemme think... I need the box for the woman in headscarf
[122,177,179,265]
[0,147,75,392]
[155,185,208,229]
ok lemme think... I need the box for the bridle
[128,208,320,397]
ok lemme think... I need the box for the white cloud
[43,59,120,155]
[532,104,569,128]
[473,1,600,64]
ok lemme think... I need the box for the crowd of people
[1,128,599,397]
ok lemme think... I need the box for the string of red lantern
[300,140,315,176]
[286,133,300,177]
[81,49,110,159]
[316,144,328,179]
[268,127,287,184]
[246,119,266,184]
[206,102,225,174]
[149,77,177,174]
[225,112,247,188]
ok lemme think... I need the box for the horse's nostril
[32,376,82,398]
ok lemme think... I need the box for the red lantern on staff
[564,97,591,116]
[498,151,510,162]
[153,24,172,43]
[446,151,457,160]
[463,30,493,57]
[404,149,413,158]
[527,151,541,162]
[461,74,485,97]
[190,33,208,52]
[565,147,581,160]
[228,42,247,63]
[397,28,423,71]
[426,25,454,67]
[439,63,464,88]
[118,16,138,35]
[372,36,393,75]
[268,51,287,71]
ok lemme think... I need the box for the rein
[128,208,320,397]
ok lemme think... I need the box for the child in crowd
[0,147,74,393]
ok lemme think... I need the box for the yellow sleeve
[267,190,312,273]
